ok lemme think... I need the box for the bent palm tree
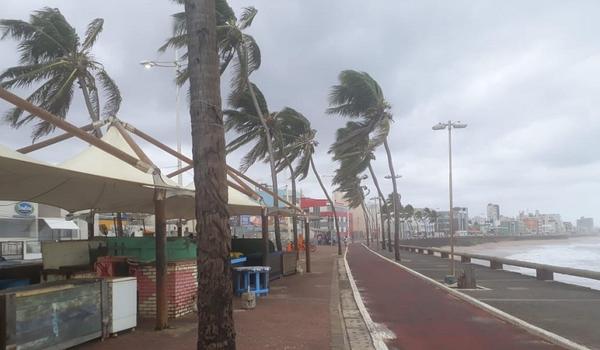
[291,118,342,256]
[331,122,387,250]
[224,84,303,251]
[0,7,121,139]
[327,70,401,260]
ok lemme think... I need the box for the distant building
[487,203,500,224]
[563,222,574,233]
[453,207,469,232]
[498,217,523,235]
[521,216,539,234]
[300,197,352,242]
[435,207,468,235]
[577,217,594,233]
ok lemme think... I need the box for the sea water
[463,236,600,291]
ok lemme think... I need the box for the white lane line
[479,299,600,302]
[344,246,394,350]
[362,244,590,350]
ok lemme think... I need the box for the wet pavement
[346,244,563,350]
[374,244,600,349]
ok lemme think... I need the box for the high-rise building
[486,203,500,224]
[453,207,469,232]
[576,217,594,233]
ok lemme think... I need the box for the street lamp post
[432,120,467,277]
[140,52,185,186]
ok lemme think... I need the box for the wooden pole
[167,164,192,178]
[0,87,154,174]
[227,166,303,213]
[113,120,155,166]
[17,122,95,153]
[154,189,168,330]
[87,210,95,239]
[123,122,194,164]
[261,208,269,266]
[304,217,311,273]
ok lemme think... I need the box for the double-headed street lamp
[432,120,467,278]
[139,55,185,186]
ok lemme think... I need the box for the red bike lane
[346,244,563,350]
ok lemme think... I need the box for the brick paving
[79,246,348,349]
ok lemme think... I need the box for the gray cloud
[0,0,599,224]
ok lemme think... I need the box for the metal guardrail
[0,241,25,260]
[398,244,600,281]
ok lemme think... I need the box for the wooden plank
[17,123,95,153]
[0,87,153,174]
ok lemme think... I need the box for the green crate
[106,237,196,262]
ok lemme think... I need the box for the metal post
[448,121,455,276]
[154,189,168,330]
[304,217,311,273]
[261,208,269,266]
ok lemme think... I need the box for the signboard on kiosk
[14,202,34,217]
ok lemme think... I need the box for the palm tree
[0,7,121,139]
[336,175,370,245]
[185,0,234,347]
[224,84,305,251]
[330,122,387,250]
[327,70,401,260]
[290,117,342,256]
[401,204,415,239]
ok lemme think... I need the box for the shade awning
[42,218,79,230]
[0,125,264,218]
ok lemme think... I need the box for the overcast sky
[0,0,599,224]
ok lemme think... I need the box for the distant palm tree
[330,121,387,249]
[224,83,287,251]
[401,204,415,238]
[290,116,343,255]
[336,175,370,245]
[327,70,401,260]
[0,7,121,139]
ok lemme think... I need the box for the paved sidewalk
[346,244,562,350]
[374,245,600,349]
[80,246,345,349]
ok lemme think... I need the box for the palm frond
[0,60,67,88]
[238,7,257,30]
[81,18,103,50]
[96,69,121,117]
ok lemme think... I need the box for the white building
[486,203,500,225]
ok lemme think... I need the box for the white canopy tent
[0,126,264,218]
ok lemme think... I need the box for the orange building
[522,217,539,233]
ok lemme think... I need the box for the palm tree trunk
[383,138,401,261]
[77,76,102,138]
[309,156,342,255]
[287,163,299,260]
[367,164,386,250]
[184,0,235,348]
[360,201,370,245]
[245,78,282,251]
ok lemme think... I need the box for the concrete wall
[399,234,573,248]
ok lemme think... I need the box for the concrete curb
[362,244,590,350]
[344,246,390,350]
